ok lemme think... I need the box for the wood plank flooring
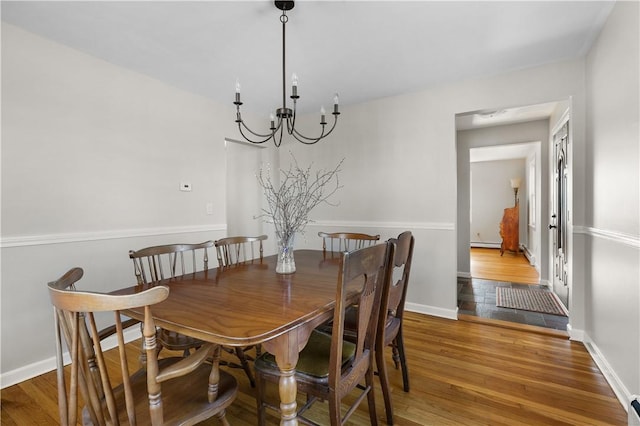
[470,247,540,285]
[1,312,627,425]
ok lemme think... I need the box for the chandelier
[233,1,340,147]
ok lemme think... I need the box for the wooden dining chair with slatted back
[214,234,268,267]
[128,241,214,360]
[375,231,415,425]
[48,267,237,426]
[318,231,380,253]
[321,231,414,425]
[254,242,393,426]
[213,234,268,388]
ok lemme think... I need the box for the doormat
[496,287,568,316]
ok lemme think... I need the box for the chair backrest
[384,231,415,325]
[318,232,380,253]
[328,242,393,390]
[48,267,169,425]
[214,235,268,267]
[129,240,214,284]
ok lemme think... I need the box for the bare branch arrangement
[257,155,344,243]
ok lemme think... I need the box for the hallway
[470,247,539,284]
[458,248,568,332]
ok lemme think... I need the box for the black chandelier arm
[237,108,283,138]
[288,113,338,144]
[236,118,285,145]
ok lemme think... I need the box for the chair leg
[391,342,400,370]
[376,346,394,425]
[365,366,379,426]
[395,330,410,392]
[215,409,230,426]
[235,347,256,387]
[255,372,267,426]
[328,390,342,426]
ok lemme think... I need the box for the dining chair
[128,241,213,359]
[212,234,268,388]
[319,231,414,425]
[254,242,392,426]
[318,231,380,253]
[48,267,237,426]
[374,231,415,425]
[214,234,268,267]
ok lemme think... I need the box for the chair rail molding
[307,220,455,231]
[573,226,640,249]
[1,224,227,248]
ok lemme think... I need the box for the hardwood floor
[470,247,539,285]
[1,312,626,425]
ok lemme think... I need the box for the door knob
[549,224,557,229]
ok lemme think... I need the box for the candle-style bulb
[333,93,339,105]
[291,73,299,98]
[234,79,242,105]
[320,106,326,115]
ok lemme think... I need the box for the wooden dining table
[113,249,353,425]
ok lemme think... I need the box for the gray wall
[583,1,640,400]
[470,158,526,247]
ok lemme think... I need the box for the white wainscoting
[0,224,228,388]
[573,225,639,412]
[301,220,459,320]
[1,220,461,388]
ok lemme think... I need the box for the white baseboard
[470,242,501,249]
[1,326,141,389]
[582,333,632,413]
[566,323,585,341]
[522,246,536,266]
[406,302,458,320]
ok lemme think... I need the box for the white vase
[276,231,296,274]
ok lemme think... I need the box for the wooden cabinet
[499,204,519,255]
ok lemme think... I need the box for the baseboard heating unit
[630,395,640,426]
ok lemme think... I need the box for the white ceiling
[1,1,614,125]
[470,142,538,163]
[456,101,560,131]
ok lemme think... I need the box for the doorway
[455,101,570,331]
[224,139,267,236]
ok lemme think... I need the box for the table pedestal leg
[278,366,297,425]
[262,332,303,426]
